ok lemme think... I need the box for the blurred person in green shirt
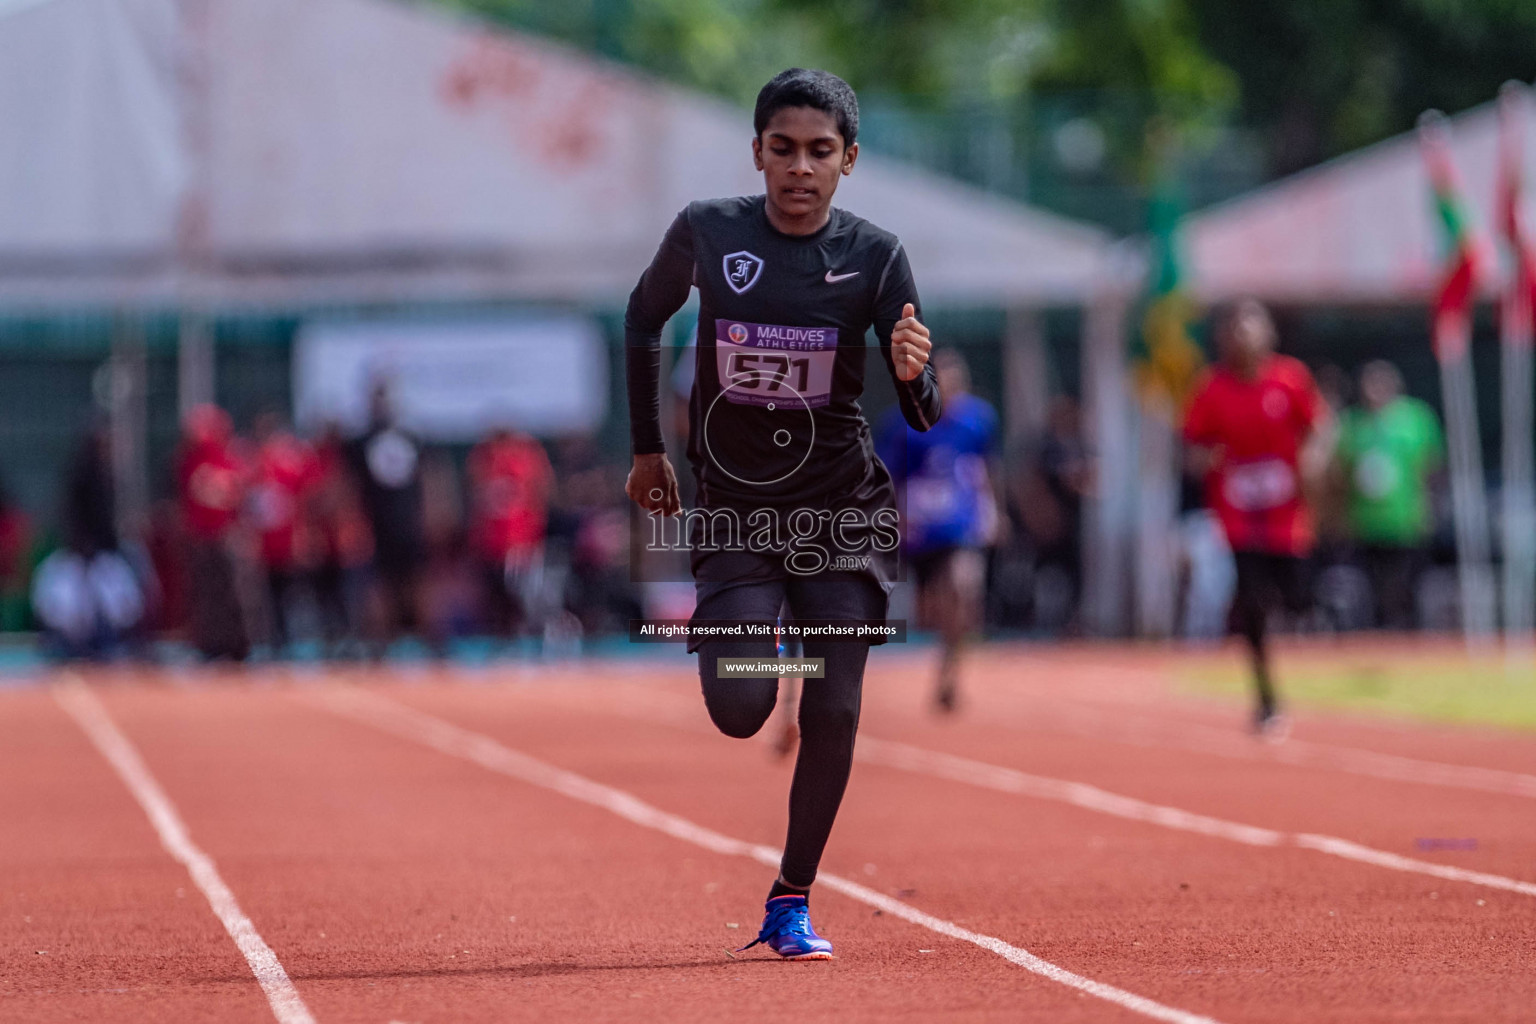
[1335,361,1443,629]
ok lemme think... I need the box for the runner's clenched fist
[892,302,931,381]
[626,452,681,516]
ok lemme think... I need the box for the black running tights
[694,575,881,889]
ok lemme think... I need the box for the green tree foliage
[431,0,1225,119]
[759,0,1047,105]
[1033,0,1236,126]
[1189,0,1536,173]
[427,0,1536,209]
[433,0,823,103]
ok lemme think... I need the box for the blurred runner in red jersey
[177,404,251,661]
[468,426,553,638]
[1183,299,1330,737]
[249,412,320,652]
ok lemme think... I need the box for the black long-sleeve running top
[626,196,942,508]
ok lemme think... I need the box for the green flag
[1134,177,1204,410]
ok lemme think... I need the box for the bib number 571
[729,352,810,392]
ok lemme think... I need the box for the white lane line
[992,691,1536,800]
[857,737,1284,848]
[543,685,1536,899]
[305,686,1227,1024]
[1278,740,1536,799]
[53,681,317,1024]
[856,737,1536,899]
[1290,834,1536,895]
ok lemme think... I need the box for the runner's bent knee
[699,641,779,738]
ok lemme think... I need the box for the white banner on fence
[293,315,609,440]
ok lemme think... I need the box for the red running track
[1,643,1533,1023]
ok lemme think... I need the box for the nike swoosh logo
[824,270,860,283]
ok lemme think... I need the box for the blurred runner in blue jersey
[879,350,999,712]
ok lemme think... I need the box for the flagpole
[1501,306,1534,645]
[1420,112,1497,645]
[1134,397,1179,638]
[1498,83,1536,655]
[1442,338,1498,642]
[1132,134,1203,639]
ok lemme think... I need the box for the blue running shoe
[736,895,834,960]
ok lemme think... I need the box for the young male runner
[1183,299,1327,737]
[624,68,940,959]
[878,349,999,712]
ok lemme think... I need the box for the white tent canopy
[1184,88,1536,304]
[0,0,1111,308]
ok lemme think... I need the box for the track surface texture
[2,641,1533,1023]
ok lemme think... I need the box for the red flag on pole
[1419,112,1485,363]
[1498,85,1536,344]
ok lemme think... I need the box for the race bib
[907,477,959,527]
[366,429,419,489]
[907,452,986,527]
[1223,458,1296,511]
[1354,450,1400,499]
[715,321,837,408]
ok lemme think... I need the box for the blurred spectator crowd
[0,351,1470,662]
[0,383,641,661]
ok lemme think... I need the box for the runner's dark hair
[754,68,859,149]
